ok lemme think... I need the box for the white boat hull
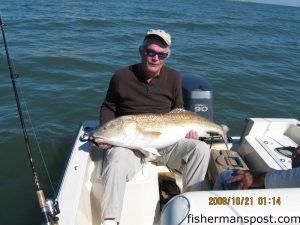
[57,118,300,225]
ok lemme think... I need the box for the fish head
[92,117,139,145]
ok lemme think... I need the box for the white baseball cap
[145,29,171,46]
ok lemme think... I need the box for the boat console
[238,118,300,172]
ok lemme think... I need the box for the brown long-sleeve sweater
[100,63,183,124]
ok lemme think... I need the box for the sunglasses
[145,48,169,60]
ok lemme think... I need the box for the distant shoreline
[234,0,300,7]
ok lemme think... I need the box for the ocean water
[0,0,299,224]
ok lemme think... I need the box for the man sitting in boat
[96,29,211,225]
[214,146,300,190]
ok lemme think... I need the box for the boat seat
[89,151,160,225]
[120,162,160,225]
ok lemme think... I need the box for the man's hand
[292,146,300,160]
[185,130,199,139]
[88,136,112,150]
[227,170,266,189]
[98,143,112,150]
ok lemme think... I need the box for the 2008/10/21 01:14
[208,196,281,205]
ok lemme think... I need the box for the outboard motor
[182,75,213,121]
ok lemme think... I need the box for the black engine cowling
[182,74,213,121]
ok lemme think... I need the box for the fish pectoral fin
[139,147,161,156]
[141,131,162,141]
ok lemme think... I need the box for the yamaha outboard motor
[182,75,213,121]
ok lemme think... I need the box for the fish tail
[220,124,229,150]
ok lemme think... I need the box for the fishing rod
[0,16,59,225]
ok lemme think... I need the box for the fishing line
[19,85,57,196]
[6,51,58,195]
[2,32,57,195]
[0,14,59,224]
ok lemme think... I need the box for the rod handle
[37,190,46,208]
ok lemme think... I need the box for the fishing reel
[42,199,60,225]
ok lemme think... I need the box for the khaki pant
[99,139,211,223]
